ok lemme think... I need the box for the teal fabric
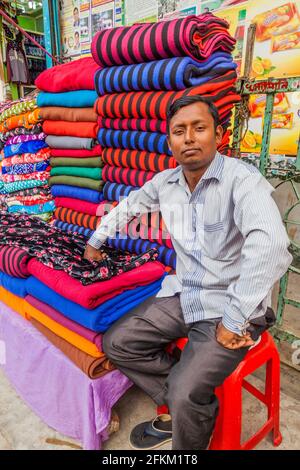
[37,90,97,108]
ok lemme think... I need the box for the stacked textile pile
[73,13,239,268]
[0,96,53,221]
[0,212,166,379]
[35,57,105,231]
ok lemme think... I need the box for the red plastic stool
[157,331,282,450]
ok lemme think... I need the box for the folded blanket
[103,181,138,201]
[37,90,98,108]
[102,165,155,187]
[2,170,50,184]
[43,121,98,139]
[4,140,48,158]
[3,161,50,175]
[27,257,166,309]
[25,273,165,330]
[98,117,167,134]
[53,220,176,269]
[54,197,116,216]
[0,271,28,297]
[30,318,113,379]
[0,179,46,194]
[46,135,96,150]
[50,144,102,158]
[54,206,101,230]
[4,185,50,198]
[0,98,36,122]
[49,175,104,191]
[50,156,102,168]
[40,106,97,122]
[50,166,102,180]
[2,148,50,167]
[95,53,237,94]
[35,57,99,92]
[7,195,52,206]
[91,14,235,67]
[6,132,46,146]
[97,128,171,155]
[126,220,172,249]
[0,124,43,144]
[0,245,30,278]
[95,71,239,119]
[101,147,177,172]
[0,287,26,317]
[0,108,41,132]
[24,295,103,357]
[50,184,104,203]
[8,200,55,215]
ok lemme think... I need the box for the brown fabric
[39,107,97,122]
[31,318,115,379]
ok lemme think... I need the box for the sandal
[129,414,172,450]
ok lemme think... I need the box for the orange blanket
[43,121,98,138]
[0,108,42,132]
[0,287,26,318]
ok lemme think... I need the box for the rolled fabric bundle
[46,135,96,150]
[3,161,50,175]
[97,128,171,155]
[8,201,55,215]
[4,140,48,158]
[49,175,104,191]
[2,149,50,167]
[50,185,104,203]
[103,181,138,201]
[24,295,104,358]
[0,123,43,144]
[30,318,114,379]
[102,164,155,187]
[0,98,36,122]
[91,14,235,67]
[50,157,102,168]
[101,147,177,172]
[50,144,102,158]
[98,117,167,134]
[0,180,46,194]
[54,206,101,230]
[0,245,31,278]
[43,121,98,139]
[39,106,97,122]
[54,197,117,216]
[125,219,173,249]
[35,57,99,92]
[2,170,50,184]
[0,108,41,132]
[50,166,102,180]
[37,90,98,108]
[95,53,236,94]
[95,71,238,119]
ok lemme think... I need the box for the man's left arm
[221,172,292,338]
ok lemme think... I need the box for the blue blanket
[0,272,28,297]
[103,182,138,201]
[25,275,165,331]
[4,140,48,158]
[37,90,98,108]
[8,200,55,215]
[51,184,104,203]
[95,53,237,95]
[2,161,49,175]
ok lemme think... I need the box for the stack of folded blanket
[0,97,54,221]
[35,58,105,227]
[0,212,166,379]
[70,13,240,266]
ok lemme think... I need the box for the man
[73,7,80,27]
[84,96,292,450]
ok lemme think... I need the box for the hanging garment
[91,14,235,67]
[97,128,171,155]
[95,53,237,95]
[6,31,29,84]
[101,147,177,172]
[0,212,159,285]
[98,117,167,134]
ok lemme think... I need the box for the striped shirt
[88,152,292,335]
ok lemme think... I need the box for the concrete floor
[0,364,299,450]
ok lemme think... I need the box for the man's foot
[129,414,172,450]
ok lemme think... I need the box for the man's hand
[216,322,255,350]
[84,244,107,262]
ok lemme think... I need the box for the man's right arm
[84,176,161,259]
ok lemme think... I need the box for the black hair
[73,7,79,13]
[166,95,220,135]
[75,31,79,37]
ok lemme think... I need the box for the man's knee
[165,371,215,411]
[102,326,123,361]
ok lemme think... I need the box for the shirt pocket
[203,221,227,259]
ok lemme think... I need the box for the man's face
[167,102,223,172]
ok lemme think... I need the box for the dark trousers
[103,294,250,450]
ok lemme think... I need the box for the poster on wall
[60,0,82,58]
[242,0,300,79]
[125,0,158,25]
[199,0,248,14]
[91,1,115,38]
[158,0,197,20]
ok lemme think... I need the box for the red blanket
[43,121,98,139]
[50,145,102,158]
[35,57,99,92]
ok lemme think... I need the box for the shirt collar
[167,152,224,185]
